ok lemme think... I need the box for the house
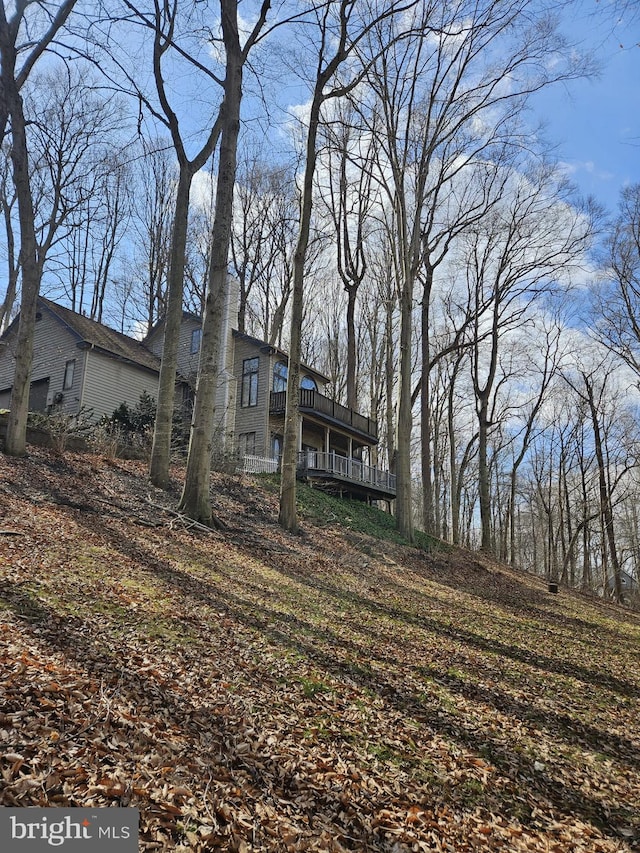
[0,290,396,501]
[0,298,165,420]
[605,570,639,601]
[228,329,395,501]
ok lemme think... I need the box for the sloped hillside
[1,448,639,852]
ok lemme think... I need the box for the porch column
[298,417,303,452]
[324,427,330,454]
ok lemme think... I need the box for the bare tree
[595,184,640,381]
[444,347,478,546]
[520,390,609,594]
[317,100,379,409]
[0,143,18,332]
[179,0,271,523]
[278,0,419,533]
[561,356,637,602]
[359,273,389,466]
[117,0,237,488]
[504,317,563,564]
[463,163,595,553]
[88,157,132,323]
[1,0,79,456]
[121,141,175,332]
[23,66,127,306]
[230,148,299,339]
[358,0,590,541]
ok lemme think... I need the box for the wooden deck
[240,451,396,501]
[297,451,396,500]
[269,390,377,443]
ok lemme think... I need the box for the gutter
[76,340,160,376]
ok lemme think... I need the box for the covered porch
[266,388,394,503]
[296,450,396,501]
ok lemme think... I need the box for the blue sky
[531,1,639,213]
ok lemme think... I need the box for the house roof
[606,570,639,589]
[1,296,334,383]
[39,298,161,373]
[232,329,331,385]
[144,310,202,343]
[143,305,331,386]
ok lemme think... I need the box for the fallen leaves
[1,447,639,851]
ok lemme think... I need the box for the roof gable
[232,329,330,385]
[144,310,202,344]
[39,298,161,373]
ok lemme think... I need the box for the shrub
[27,407,95,454]
[98,392,190,458]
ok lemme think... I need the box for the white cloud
[190,169,217,214]
[558,159,615,182]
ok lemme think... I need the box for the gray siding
[0,329,18,393]
[233,337,270,456]
[81,351,159,421]
[145,315,236,451]
[231,342,332,459]
[0,310,86,414]
[146,316,203,382]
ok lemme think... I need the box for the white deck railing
[297,450,396,493]
[239,451,396,494]
[240,454,279,474]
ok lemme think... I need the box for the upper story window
[190,328,202,354]
[300,374,317,392]
[273,361,318,393]
[63,359,75,390]
[241,357,259,407]
[273,360,288,393]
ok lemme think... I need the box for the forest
[1,0,639,603]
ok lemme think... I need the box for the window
[274,362,317,393]
[271,434,283,459]
[238,432,256,456]
[273,360,288,392]
[241,357,259,407]
[190,328,202,354]
[63,359,75,390]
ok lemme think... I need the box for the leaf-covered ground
[1,448,639,852]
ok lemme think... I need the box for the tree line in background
[1,0,638,603]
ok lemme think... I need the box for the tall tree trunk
[420,268,434,534]
[477,393,492,552]
[178,1,243,524]
[150,166,193,488]
[396,276,414,541]
[1,0,79,455]
[508,468,518,565]
[279,86,323,533]
[587,385,622,601]
[149,163,193,489]
[448,386,460,546]
[385,282,396,473]
[278,0,364,532]
[345,285,357,410]
[4,86,40,456]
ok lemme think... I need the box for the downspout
[78,342,94,417]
